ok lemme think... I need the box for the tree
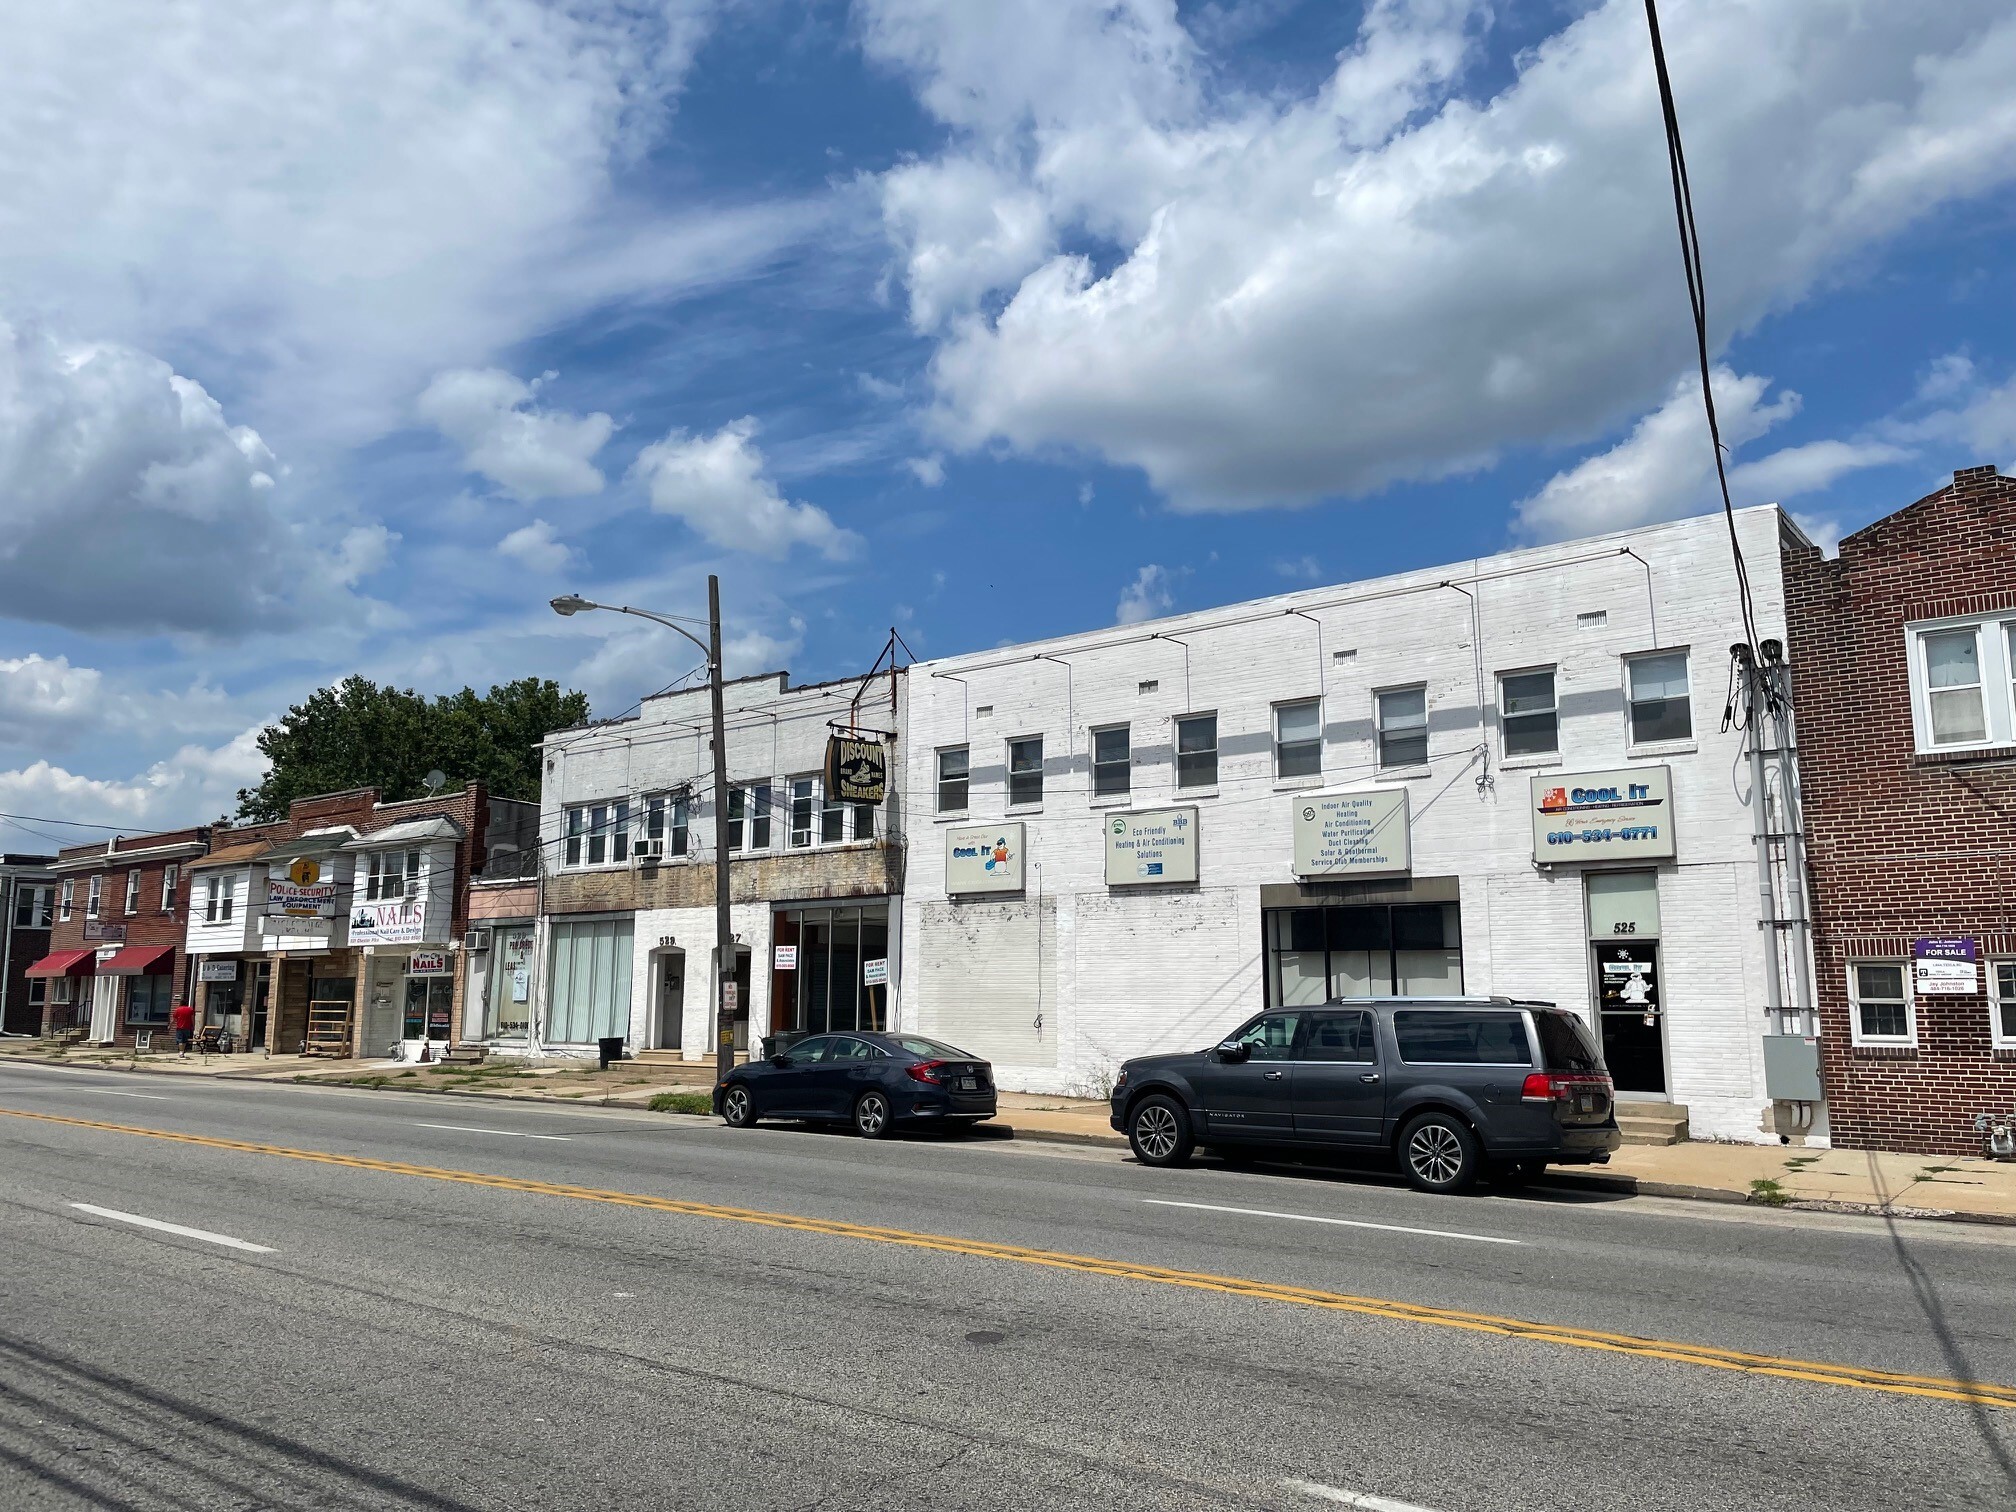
[236,676,589,821]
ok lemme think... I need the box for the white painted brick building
[536,671,903,1058]
[897,507,1801,1143]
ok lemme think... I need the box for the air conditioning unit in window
[633,839,665,864]
[464,929,489,952]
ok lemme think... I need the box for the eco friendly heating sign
[1104,807,1199,886]
[1531,766,1676,863]
[1292,789,1411,877]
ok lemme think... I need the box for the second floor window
[1377,686,1428,769]
[1920,626,1988,746]
[60,879,74,922]
[820,782,847,844]
[1176,713,1217,788]
[366,850,422,900]
[790,778,816,848]
[204,875,234,924]
[726,786,771,852]
[12,885,53,928]
[652,794,691,856]
[1500,670,1558,757]
[86,875,101,919]
[1627,651,1692,744]
[563,802,629,866]
[124,869,141,915]
[1275,701,1321,778]
[1008,737,1044,805]
[161,864,178,910]
[1092,725,1130,797]
[937,747,969,812]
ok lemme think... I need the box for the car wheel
[1128,1094,1194,1168]
[1400,1112,1480,1194]
[720,1083,756,1128]
[1492,1159,1545,1189]
[853,1089,893,1139]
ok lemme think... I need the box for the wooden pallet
[302,999,352,1057]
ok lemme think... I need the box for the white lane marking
[415,1122,572,1141]
[1143,1198,1520,1246]
[86,1089,172,1100]
[1283,1479,1448,1511]
[68,1203,275,1254]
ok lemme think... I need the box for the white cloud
[631,418,860,559]
[0,320,371,633]
[417,368,614,500]
[568,614,806,717]
[0,725,269,842]
[1727,440,1913,506]
[905,454,947,486]
[866,0,2016,510]
[0,656,104,743]
[497,519,576,574]
[1884,361,2016,463]
[1115,563,1175,624]
[1273,555,1324,582]
[0,1,777,452]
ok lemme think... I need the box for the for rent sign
[1531,766,1676,863]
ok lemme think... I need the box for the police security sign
[1531,766,1676,863]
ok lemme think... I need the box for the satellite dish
[422,769,448,795]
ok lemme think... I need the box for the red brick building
[1784,464,2016,1156]
[2,854,57,1036]
[31,828,209,1046]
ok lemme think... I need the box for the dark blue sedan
[714,1031,997,1137]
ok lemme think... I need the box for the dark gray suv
[1107,998,1620,1193]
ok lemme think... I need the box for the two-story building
[183,784,534,1056]
[535,669,902,1059]
[2,854,57,1037]
[1785,464,2016,1156]
[900,507,1809,1144]
[30,828,208,1046]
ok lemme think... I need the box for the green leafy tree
[236,676,589,821]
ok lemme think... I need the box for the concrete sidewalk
[996,1091,2016,1225]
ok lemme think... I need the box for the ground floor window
[1848,962,1915,1046]
[771,904,889,1035]
[1263,902,1461,1007]
[484,925,536,1039]
[125,974,174,1025]
[1992,962,2016,1050]
[546,918,633,1044]
[403,975,453,1040]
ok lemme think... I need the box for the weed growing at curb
[647,1091,714,1116]
[1748,1177,1791,1206]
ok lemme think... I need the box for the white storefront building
[898,507,1804,1143]
[536,671,903,1058]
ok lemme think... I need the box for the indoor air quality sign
[1103,807,1199,886]
[1292,789,1411,877]
[1530,766,1676,863]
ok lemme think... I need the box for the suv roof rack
[1322,995,1559,1008]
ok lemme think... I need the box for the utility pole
[707,574,735,1086]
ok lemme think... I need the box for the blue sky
[2,0,2013,848]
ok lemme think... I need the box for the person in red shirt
[170,1001,196,1057]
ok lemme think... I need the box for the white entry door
[89,976,120,1043]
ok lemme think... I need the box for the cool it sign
[945,822,1025,894]
[1531,766,1676,863]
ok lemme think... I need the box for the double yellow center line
[9,1105,2013,1410]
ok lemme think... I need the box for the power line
[1642,0,1761,659]
[0,811,130,832]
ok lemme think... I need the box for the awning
[98,944,176,976]
[23,949,96,979]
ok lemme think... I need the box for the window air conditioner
[634,839,665,863]
[464,929,489,952]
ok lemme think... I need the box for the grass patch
[647,1091,714,1116]
[1782,1155,1819,1170]
[1748,1177,1791,1206]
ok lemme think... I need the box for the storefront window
[771,904,890,1036]
[403,975,453,1040]
[1264,902,1462,1007]
[125,975,174,1025]
[485,927,536,1039]
[546,918,633,1044]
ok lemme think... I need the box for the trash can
[597,1036,626,1071]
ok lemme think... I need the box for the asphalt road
[1,1061,2012,1512]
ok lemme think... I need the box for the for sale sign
[1913,937,1978,995]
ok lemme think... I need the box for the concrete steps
[1615,1100,1690,1145]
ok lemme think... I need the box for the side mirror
[769,1053,790,1068]
[1216,1040,1251,1063]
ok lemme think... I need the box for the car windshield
[1533,1010,1601,1071]
[889,1034,973,1060]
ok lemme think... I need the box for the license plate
[960,1076,979,1091]
[1577,1095,1596,1114]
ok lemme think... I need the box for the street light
[551,579,736,1087]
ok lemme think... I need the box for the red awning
[23,949,96,979]
[98,945,176,976]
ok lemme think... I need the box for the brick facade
[46,829,208,1046]
[2,856,56,1036]
[1784,465,2016,1156]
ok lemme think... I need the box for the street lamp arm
[598,602,715,664]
